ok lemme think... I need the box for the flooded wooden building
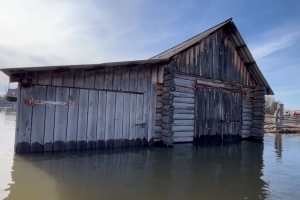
[0,18,273,153]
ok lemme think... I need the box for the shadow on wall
[5,142,267,200]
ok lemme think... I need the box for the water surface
[0,109,300,200]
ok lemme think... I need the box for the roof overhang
[0,58,170,78]
[226,22,274,95]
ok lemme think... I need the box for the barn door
[195,87,241,139]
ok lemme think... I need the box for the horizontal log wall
[251,87,266,138]
[171,73,195,143]
[15,65,158,153]
[171,28,256,87]
[241,88,254,138]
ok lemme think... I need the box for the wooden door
[195,87,242,139]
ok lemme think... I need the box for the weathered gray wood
[158,66,165,84]
[84,70,95,89]
[161,136,174,145]
[63,70,75,87]
[173,103,195,109]
[253,120,264,125]
[74,69,85,88]
[148,66,157,143]
[156,101,163,109]
[95,68,105,90]
[155,113,162,120]
[38,71,52,85]
[175,86,194,94]
[242,117,253,121]
[53,87,69,151]
[173,97,194,104]
[173,137,193,143]
[157,84,164,90]
[241,125,252,130]
[173,132,194,137]
[162,105,174,111]
[105,92,116,147]
[173,77,195,87]
[162,110,173,116]
[173,126,194,132]
[154,132,161,139]
[253,103,264,108]
[162,129,174,137]
[122,93,130,146]
[129,94,137,145]
[52,71,64,86]
[135,94,144,145]
[242,112,252,117]
[172,92,195,98]
[173,120,194,126]
[173,109,194,114]
[162,86,175,92]
[251,128,263,134]
[162,93,174,100]
[66,88,79,150]
[255,86,266,91]
[162,116,174,124]
[155,126,162,133]
[162,100,173,105]
[31,85,46,152]
[104,67,113,90]
[164,73,175,81]
[163,80,175,87]
[14,85,21,152]
[173,114,194,120]
[253,111,264,117]
[242,108,253,113]
[120,67,130,91]
[142,67,151,145]
[243,104,253,109]
[86,90,98,149]
[96,91,106,148]
[77,89,89,150]
[156,96,162,102]
[113,66,122,90]
[155,120,162,126]
[162,124,172,130]
[44,87,56,152]
[242,121,252,126]
[114,92,124,147]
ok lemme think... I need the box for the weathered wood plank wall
[171,28,256,87]
[15,65,158,153]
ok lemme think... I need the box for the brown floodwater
[1,108,300,200]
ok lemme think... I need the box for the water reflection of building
[274,134,283,159]
[5,142,268,200]
[6,89,17,102]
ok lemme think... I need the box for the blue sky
[0,0,299,109]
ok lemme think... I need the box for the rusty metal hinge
[24,98,76,107]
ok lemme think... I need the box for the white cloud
[251,31,300,59]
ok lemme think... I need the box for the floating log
[173,109,194,114]
[173,126,194,132]
[162,93,174,100]
[173,103,195,109]
[173,114,194,120]
[173,132,194,137]
[162,99,173,105]
[162,86,175,92]
[155,126,162,133]
[162,110,174,116]
[173,97,194,104]
[173,120,194,126]
[162,124,172,130]
[162,105,174,111]
[155,113,162,120]
[173,137,193,143]
[172,92,194,98]
[162,129,174,137]
[162,116,174,124]
[156,102,163,109]
[161,136,174,145]
[164,73,175,81]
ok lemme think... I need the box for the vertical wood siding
[172,28,256,87]
[15,65,158,153]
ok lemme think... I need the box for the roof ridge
[150,18,232,59]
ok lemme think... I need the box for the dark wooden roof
[150,18,274,95]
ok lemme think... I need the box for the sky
[0,0,300,109]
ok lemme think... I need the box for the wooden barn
[0,18,273,153]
